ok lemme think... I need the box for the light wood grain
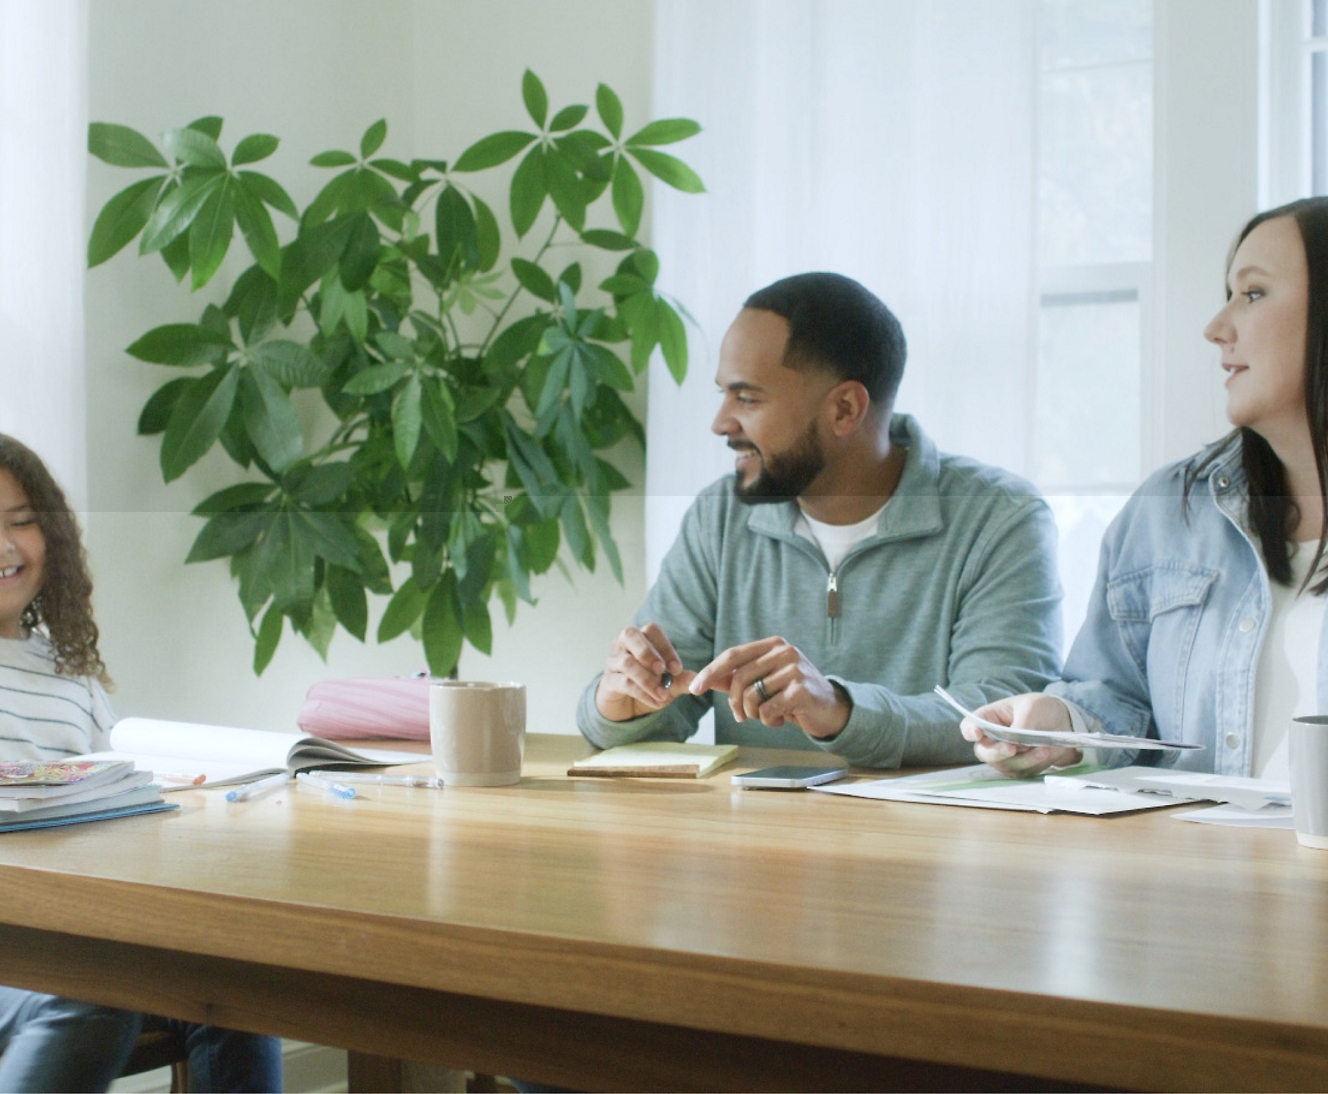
[0,734,1326,1090]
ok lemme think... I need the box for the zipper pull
[827,572,839,619]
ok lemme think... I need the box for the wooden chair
[119,1028,189,1093]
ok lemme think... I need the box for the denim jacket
[1048,440,1328,775]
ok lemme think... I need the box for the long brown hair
[0,435,108,683]
[1186,197,1328,594]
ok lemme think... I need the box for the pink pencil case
[296,674,432,740]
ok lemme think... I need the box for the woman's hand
[960,693,1081,778]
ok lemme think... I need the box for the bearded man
[577,272,1062,768]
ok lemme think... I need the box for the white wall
[84,0,654,735]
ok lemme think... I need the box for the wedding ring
[753,677,771,704]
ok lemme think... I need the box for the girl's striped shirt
[0,633,114,760]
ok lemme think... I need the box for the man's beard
[733,420,826,504]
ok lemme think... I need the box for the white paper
[815,764,1196,815]
[1048,767,1290,811]
[1173,802,1296,828]
[933,686,1203,751]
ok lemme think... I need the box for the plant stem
[476,215,563,359]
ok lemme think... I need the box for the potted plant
[87,71,701,677]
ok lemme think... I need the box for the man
[577,272,1062,768]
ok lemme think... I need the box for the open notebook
[78,717,422,790]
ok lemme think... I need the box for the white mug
[429,681,526,787]
[1289,715,1328,849]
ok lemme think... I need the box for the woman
[965,198,1328,780]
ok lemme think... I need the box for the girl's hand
[960,693,1081,778]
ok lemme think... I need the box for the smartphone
[730,765,847,790]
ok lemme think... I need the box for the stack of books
[0,760,175,832]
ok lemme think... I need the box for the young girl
[963,197,1328,779]
[0,434,282,1092]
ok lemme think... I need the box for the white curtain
[647,0,1036,580]
[0,0,88,506]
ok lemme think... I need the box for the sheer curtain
[647,0,1037,579]
[0,0,88,506]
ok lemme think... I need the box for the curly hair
[0,435,108,684]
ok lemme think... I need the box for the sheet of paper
[815,764,1195,815]
[1048,767,1290,811]
[933,686,1203,751]
[1173,802,1295,828]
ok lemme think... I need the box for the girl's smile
[0,469,45,640]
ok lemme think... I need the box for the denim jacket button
[1215,474,1231,490]
[1239,617,1256,633]
[1225,733,1240,749]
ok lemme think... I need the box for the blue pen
[225,771,289,803]
[296,771,356,799]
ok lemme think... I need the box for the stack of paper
[1046,768,1293,828]
[569,742,739,779]
[0,760,175,832]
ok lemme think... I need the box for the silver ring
[753,677,771,704]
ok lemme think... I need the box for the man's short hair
[743,272,906,407]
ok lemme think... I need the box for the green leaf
[88,176,165,267]
[625,118,702,147]
[161,364,241,481]
[239,366,304,472]
[186,509,270,563]
[561,496,594,568]
[342,360,407,395]
[253,603,283,675]
[188,179,236,289]
[187,116,224,140]
[509,146,546,238]
[595,84,623,139]
[371,157,418,182]
[295,511,361,570]
[393,374,423,469]
[626,147,705,193]
[421,378,458,462]
[193,481,276,514]
[453,131,537,172]
[522,69,549,128]
[360,119,387,159]
[127,322,232,366]
[138,376,192,435]
[549,104,588,132]
[377,576,427,642]
[253,511,314,610]
[584,490,622,583]
[232,133,279,166]
[233,180,281,278]
[462,597,493,655]
[326,564,367,641]
[139,172,222,255]
[504,525,533,603]
[88,122,168,168]
[306,584,338,661]
[473,195,501,272]
[422,573,464,677]
[224,268,277,342]
[511,256,556,303]
[280,215,357,297]
[162,126,227,169]
[250,340,330,387]
[544,149,585,231]
[311,149,357,167]
[435,185,478,273]
[455,385,503,423]
[339,213,380,292]
[580,228,636,252]
[524,517,561,572]
[658,299,688,383]
[611,157,643,238]
[238,170,298,219]
[290,462,353,505]
[160,231,191,282]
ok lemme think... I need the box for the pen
[320,771,443,789]
[225,771,289,802]
[156,771,207,786]
[295,771,356,799]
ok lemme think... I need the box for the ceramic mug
[429,681,526,786]
[1290,715,1328,849]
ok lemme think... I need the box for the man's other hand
[595,623,697,722]
[689,636,850,739]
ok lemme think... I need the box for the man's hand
[960,693,1080,778]
[594,623,697,722]
[688,636,850,739]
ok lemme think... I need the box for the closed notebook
[569,742,739,779]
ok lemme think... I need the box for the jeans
[0,987,140,1093]
[139,1017,282,1093]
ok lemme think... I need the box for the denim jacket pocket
[1105,564,1219,682]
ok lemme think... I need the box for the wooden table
[0,734,1326,1091]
